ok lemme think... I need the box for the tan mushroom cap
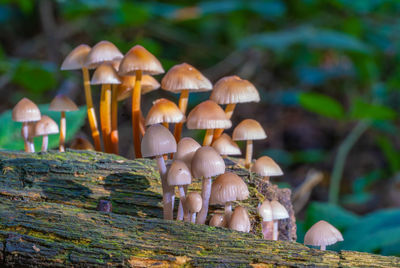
[61,44,91,70]
[210,172,249,205]
[145,98,185,126]
[167,160,192,186]
[212,134,241,156]
[229,206,251,233]
[117,75,160,101]
[90,64,121,85]
[187,100,231,130]
[210,75,260,104]
[84,41,123,69]
[161,63,212,93]
[232,119,266,141]
[251,156,283,177]
[186,192,202,213]
[191,146,225,178]
[173,137,201,169]
[118,45,164,76]
[49,95,78,112]
[141,124,177,157]
[270,200,289,220]
[304,220,343,247]
[209,213,227,227]
[258,200,273,221]
[34,115,59,136]
[12,98,41,122]
[70,137,94,150]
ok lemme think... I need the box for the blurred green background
[1,0,400,255]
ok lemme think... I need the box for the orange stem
[110,84,119,154]
[245,139,253,169]
[132,70,142,158]
[100,85,108,152]
[162,122,169,129]
[59,111,66,152]
[173,89,189,142]
[203,129,214,146]
[213,103,236,142]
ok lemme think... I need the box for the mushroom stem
[262,176,270,182]
[42,135,48,152]
[162,122,169,129]
[191,212,196,223]
[104,84,112,153]
[203,129,214,146]
[82,67,101,151]
[110,84,119,154]
[320,245,326,251]
[261,221,274,240]
[28,137,35,153]
[100,85,108,152]
[178,185,188,221]
[132,70,143,158]
[213,103,236,142]
[273,220,279,240]
[176,185,186,221]
[173,89,189,142]
[21,122,30,152]
[224,202,233,222]
[196,177,212,224]
[59,111,66,152]
[139,112,146,136]
[156,155,174,220]
[245,139,253,168]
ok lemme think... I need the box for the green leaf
[299,92,345,119]
[376,135,400,173]
[0,104,87,151]
[350,99,397,120]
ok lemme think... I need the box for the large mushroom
[210,75,260,141]
[191,146,225,224]
[304,220,343,251]
[161,63,212,142]
[271,200,289,240]
[251,156,283,182]
[229,206,251,233]
[141,124,177,220]
[232,119,267,168]
[187,100,231,146]
[34,115,59,152]
[119,45,164,158]
[258,200,273,240]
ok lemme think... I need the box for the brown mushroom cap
[118,45,164,76]
[117,75,160,101]
[145,98,185,126]
[161,63,212,93]
[90,64,121,85]
[229,206,251,233]
[191,146,225,178]
[304,220,343,247]
[34,115,59,136]
[84,41,123,69]
[211,133,241,156]
[49,95,78,112]
[270,200,289,220]
[210,75,260,104]
[258,200,273,222]
[186,192,202,213]
[70,137,95,150]
[141,124,177,157]
[167,160,192,186]
[232,119,266,141]
[251,156,283,177]
[12,98,41,122]
[186,100,231,130]
[173,137,201,169]
[209,213,227,227]
[210,172,249,205]
[61,44,91,70]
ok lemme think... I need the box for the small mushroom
[185,192,202,223]
[70,137,95,150]
[229,206,251,233]
[270,200,289,240]
[117,75,160,101]
[232,119,267,168]
[49,95,78,152]
[258,200,273,240]
[145,98,185,129]
[34,115,59,151]
[209,213,227,228]
[211,133,241,157]
[141,124,177,220]
[304,220,343,251]
[251,156,283,182]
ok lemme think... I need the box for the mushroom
[185,192,202,223]
[61,44,102,151]
[187,100,231,146]
[232,119,267,168]
[12,98,41,152]
[119,45,164,158]
[191,146,225,224]
[49,95,78,152]
[145,98,185,129]
[209,213,227,228]
[304,220,343,250]
[210,172,249,222]
[211,133,241,157]
[229,206,251,233]
[70,137,95,150]
[90,64,121,153]
[34,115,59,151]
[117,75,160,101]
[141,124,177,220]
[251,156,283,182]
[161,63,212,142]
[258,200,273,240]
[173,137,201,221]
[167,160,192,221]
[270,200,289,240]
[210,75,260,141]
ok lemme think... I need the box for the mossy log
[0,150,399,267]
